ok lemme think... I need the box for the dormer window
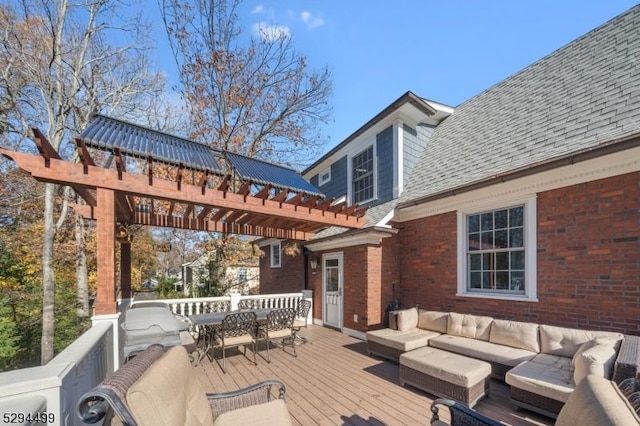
[352,146,374,204]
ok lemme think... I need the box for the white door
[323,253,343,328]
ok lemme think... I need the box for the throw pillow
[396,308,418,332]
[573,338,619,385]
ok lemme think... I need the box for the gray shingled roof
[310,199,398,240]
[399,5,640,206]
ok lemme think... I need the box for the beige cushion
[127,346,214,426]
[417,310,448,333]
[539,325,623,358]
[395,308,419,332]
[213,399,292,426]
[506,354,575,403]
[428,334,537,367]
[573,339,620,385]
[489,319,540,352]
[216,333,255,347]
[366,328,439,352]
[556,375,640,426]
[266,329,292,339]
[447,313,493,341]
[400,346,491,388]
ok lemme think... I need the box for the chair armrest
[430,398,502,426]
[76,344,166,425]
[613,335,640,384]
[206,379,286,419]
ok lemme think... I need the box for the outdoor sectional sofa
[366,307,640,418]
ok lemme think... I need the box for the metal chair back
[221,311,257,338]
[237,298,261,310]
[205,300,231,313]
[296,300,312,326]
[265,308,295,333]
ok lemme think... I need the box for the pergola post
[120,241,132,300]
[94,188,117,315]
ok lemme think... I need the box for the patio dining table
[189,308,274,364]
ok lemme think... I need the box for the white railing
[0,321,113,426]
[0,292,311,425]
[132,292,309,317]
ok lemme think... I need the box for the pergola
[0,115,366,314]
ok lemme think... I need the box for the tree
[0,1,165,364]
[161,0,333,167]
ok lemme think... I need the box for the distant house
[259,5,640,339]
[183,251,260,296]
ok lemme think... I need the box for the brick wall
[399,172,640,335]
[304,235,400,332]
[259,241,305,294]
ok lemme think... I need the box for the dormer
[304,91,453,208]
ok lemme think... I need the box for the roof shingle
[399,5,640,206]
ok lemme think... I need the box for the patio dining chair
[258,308,297,362]
[292,299,312,344]
[214,311,258,373]
[204,300,231,313]
[237,298,262,310]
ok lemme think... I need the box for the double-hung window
[270,242,281,268]
[352,146,374,204]
[457,197,537,300]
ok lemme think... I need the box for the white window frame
[350,144,376,205]
[238,268,248,282]
[319,167,331,186]
[270,242,281,268]
[456,195,538,301]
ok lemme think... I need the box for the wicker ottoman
[399,347,491,407]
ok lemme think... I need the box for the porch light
[309,257,319,274]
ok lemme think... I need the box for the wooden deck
[193,325,553,425]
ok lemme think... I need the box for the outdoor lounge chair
[214,311,258,373]
[77,345,292,425]
[259,308,297,362]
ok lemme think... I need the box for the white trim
[270,242,281,268]
[395,147,640,222]
[394,120,404,198]
[257,238,281,248]
[322,252,343,329]
[303,99,452,180]
[305,230,394,252]
[456,196,538,301]
[305,111,414,179]
[319,166,331,186]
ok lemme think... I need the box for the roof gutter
[397,134,640,209]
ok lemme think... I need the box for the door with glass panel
[323,253,343,328]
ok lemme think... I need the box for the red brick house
[259,6,640,339]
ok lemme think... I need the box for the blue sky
[150,1,638,156]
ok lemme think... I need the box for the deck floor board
[194,325,553,426]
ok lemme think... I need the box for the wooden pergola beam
[1,151,365,229]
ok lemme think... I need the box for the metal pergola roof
[80,114,324,198]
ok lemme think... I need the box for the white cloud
[251,5,264,14]
[252,22,291,41]
[301,11,324,30]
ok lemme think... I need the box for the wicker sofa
[77,345,292,425]
[366,307,640,418]
[430,375,640,425]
